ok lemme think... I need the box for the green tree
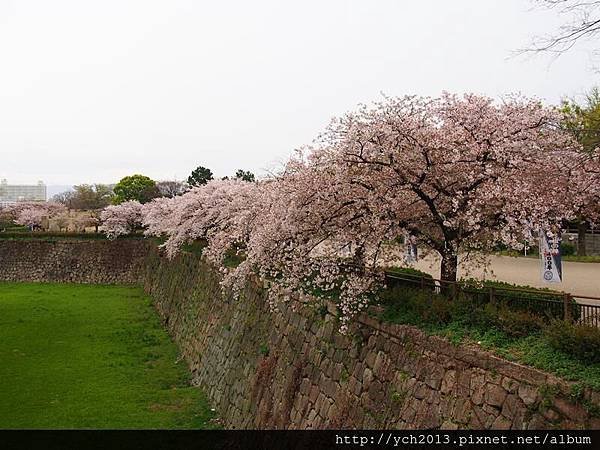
[235,169,255,182]
[561,87,600,255]
[188,166,213,187]
[562,88,600,154]
[53,184,115,232]
[113,175,159,204]
[58,184,114,210]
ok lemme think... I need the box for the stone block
[452,398,472,424]
[364,351,377,370]
[542,407,561,422]
[323,379,339,398]
[368,379,385,404]
[491,415,511,430]
[501,377,517,394]
[441,370,456,395]
[517,384,539,407]
[501,394,521,420]
[552,397,588,422]
[440,420,459,430]
[309,384,319,403]
[413,382,429,400]
[485,383,507,408]
[470,405,489,429]
[425,366,444,391]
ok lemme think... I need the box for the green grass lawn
[0,282,217,429]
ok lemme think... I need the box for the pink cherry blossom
[0,201,67,230]
[98,94,597,329]
[99,201,144,239]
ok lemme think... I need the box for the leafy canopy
[561,87,600,154]
[54,184,113,210]
[188,166,213,187]
[235,169,255,182]
[113,175,159,204]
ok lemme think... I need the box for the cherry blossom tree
[2,202,67,230]
[97,94,595,329]
[99,201,144,239]
[300,94,581,282]
[142,179,267,287]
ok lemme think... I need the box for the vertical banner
[404,234,418,264]
[539,230,562,283]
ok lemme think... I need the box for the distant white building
[0,179,47,204]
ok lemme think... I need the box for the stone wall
[0,238,149,284]
[563,232,600,256]
[142,247,600,430]
[2,238,598,429]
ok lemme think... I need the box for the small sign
[404,235,418,264]
[539,230,562,283]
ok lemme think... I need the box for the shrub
[545,321,600,363]
[379,286,451,326]
[452,296,544,337]
[222,243,246,268]
[487,304,545,338]
[459,279,579,321]
[560,242,577,256]
[0,224,27,232]
[0,231,143,240]
[385,267,435,292]
[181,239,207,257]
[379,275,579,338]
[386,266,433,279]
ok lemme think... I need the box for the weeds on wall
[376,281,600,390]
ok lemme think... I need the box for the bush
[0,232,124,240]
[545,321,600,363]
[485,304,545,338]
[385,267,435,291]
[448,296,544,338]
[379,286,451,326]
[459,279,579,321]
[0,224,27,232]
[381,286,545,338]
[222,243,246,268]
[560,242,577,256]
[379,273,582,332]
[181,239,207,256]
[386,266,433,279]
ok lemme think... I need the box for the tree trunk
[440,251,458,283]
[577,220,587,257]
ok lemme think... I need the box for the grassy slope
[378,294,600,391]
[0,282,217,429]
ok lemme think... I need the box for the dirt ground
[409,254,600,302]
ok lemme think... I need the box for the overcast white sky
[1,0,599,186]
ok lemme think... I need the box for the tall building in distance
[0,179,47,204]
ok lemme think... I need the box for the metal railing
[384,271,600,327]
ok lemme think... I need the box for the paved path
[410,254,600,301]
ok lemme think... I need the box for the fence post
[489,287,495,303]
[563,293,572,323]
[420,276,425,290]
